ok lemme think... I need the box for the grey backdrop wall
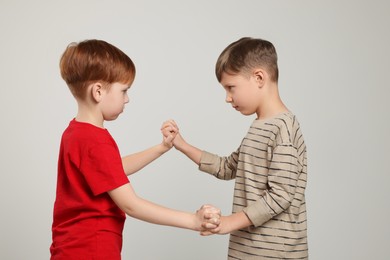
[1,0,389,259]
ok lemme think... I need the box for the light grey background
[0,0,389,259]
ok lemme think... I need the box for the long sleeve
[242,143,300,227]
[213,113,308,259]
[198,149,239,180]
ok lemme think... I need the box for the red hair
[60,39,136,99]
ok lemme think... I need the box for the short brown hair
[215,37,278,82]
[60,39,136,99]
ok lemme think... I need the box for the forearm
[122,144,169,175]
[109,184,208,231]
[221,212,252,234]
[174,136,202,165]
[127,197,199,230]
[198,151,238,180]
[201,211,252,236]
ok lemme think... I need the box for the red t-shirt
[50,119,130,259]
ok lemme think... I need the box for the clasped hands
[196,204,221,236]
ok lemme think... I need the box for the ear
[90,82,104,103]
[253,69,266,88]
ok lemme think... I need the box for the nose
[225,92,232,103]
[125,94,129,104]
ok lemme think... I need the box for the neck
[75,100,104,128]
[256,82,289,120]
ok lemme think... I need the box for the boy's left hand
[161,120,178,149]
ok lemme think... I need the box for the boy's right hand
[196,204,221,233]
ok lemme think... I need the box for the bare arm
[122,143,169,175]
[201,211,253,236]
[161,120,202,165]
[172,133,202,165]
[108,183,220,231]
[122,125,177,175]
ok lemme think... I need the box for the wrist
[159,143,171,154]
[193,213,201,231]
[174,140,186,152]
[223,212,252,234]
[220,216,231,234]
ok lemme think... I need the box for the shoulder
[266,112,303,145]
[66,120,112,140]
[274,112,299,132]
[62,120,117,155]
[251,112,295,135]
[274,113,306,154]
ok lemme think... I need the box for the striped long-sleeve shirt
[199,112,308,259]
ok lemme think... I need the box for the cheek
[233,92,244,102]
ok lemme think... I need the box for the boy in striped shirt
[163,37,308,259]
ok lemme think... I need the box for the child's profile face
[220,72,262,116]
[99,82,131,121]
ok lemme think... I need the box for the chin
[105,114,120,121]
[241,111,256,116]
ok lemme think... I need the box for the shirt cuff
[242,199,273,227]
[198,151,218,173]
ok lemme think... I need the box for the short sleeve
[80,143,129,196]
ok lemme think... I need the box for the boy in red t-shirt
[50,39,220,259]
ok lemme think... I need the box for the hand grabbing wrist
[160,120,178,151]
[195,204,221,233]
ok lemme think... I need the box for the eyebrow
[223,83,234,88]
